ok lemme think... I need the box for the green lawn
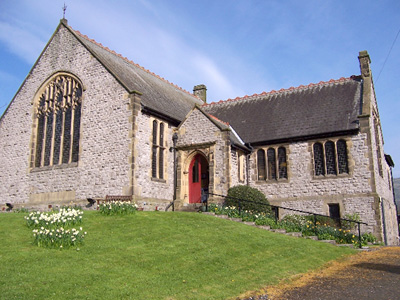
[0,211,354,299]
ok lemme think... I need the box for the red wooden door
[189,155,202,203]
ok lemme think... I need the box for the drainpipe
[389,166,398,216]
[165,132,178,211]
[380,197,388,245]
[172,132,178,211]
[245,143,253,186]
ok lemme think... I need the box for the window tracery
[33,74,82,168]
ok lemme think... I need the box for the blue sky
[1,0,399,177]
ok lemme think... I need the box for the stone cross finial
[62,3,67,19]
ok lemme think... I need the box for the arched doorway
[189,154,209,203]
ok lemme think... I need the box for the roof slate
[61,22,362,145]
[203,77,362,144]
[68,25,203,122]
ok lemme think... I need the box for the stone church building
[0,20,398,244]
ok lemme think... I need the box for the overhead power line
[376,27,400,83]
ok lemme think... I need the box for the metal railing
[207,192,369,248]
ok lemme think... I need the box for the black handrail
[207,192,369,248]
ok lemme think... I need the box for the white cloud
[0,21,45,64]
[0,70,19,83]
[191,54,243,101]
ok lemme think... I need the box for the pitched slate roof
[64,22,203,122]
[203,77,362,145]
[205,112,249,150]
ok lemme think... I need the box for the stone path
[241,247,400,300]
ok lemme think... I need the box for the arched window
[257,149,266,180]
[158,123,164,179]
[337,140,349,174]
[152,120,158,178]
[267,148,277,180]
[313,143,325,176]
[151,120,165,180]
[278,147,287,179]
[325,141,337,175]
[34,74,82,168]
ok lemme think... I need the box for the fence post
[274,206,279,224]
[313,214,318,235]
[358,222,362,249]
[238,199,242,215]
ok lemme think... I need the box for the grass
[0,211,355,299]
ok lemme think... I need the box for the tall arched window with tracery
[33,74,83,168]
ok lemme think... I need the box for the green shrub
[341,213,361,230]
[280,214,307,232]
[226,185,271,214]
[254,216,278,227]
[305,215,338,228]
[361,232,378,245]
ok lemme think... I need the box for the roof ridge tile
[203,76,355,107]
[208,113,230,126]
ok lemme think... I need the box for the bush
[255,216,278,227]
[362,232,378,245]
[341,213,361,230]
[305,215,338,228]
[280,215,307,232]
[226,185,271,214]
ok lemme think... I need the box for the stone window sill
[312,173,350,180]
[255,178,289,184]
[151,177,166,183]
[30,162,78,173]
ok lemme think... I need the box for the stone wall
[0,25,132,207]
[250,134,371,200]
[249,134,377,232]
[247,130,398,244]
[229,148,247,188]
[133,112,175,210]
